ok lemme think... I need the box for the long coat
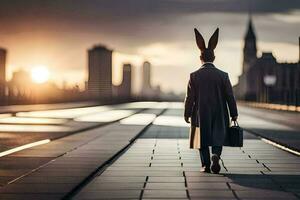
[184,63,238,147]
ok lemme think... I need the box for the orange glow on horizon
[31,66,50,84]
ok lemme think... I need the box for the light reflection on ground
[118,102,160,109]
[117,101,173,109]
[168,102,184,109]
[75,110,135,122]
[0,114,12,118]
[120,113,157,125]
[16,106,111,118]
[0,117,67,124]
[153,115,189,127]
[0,124,72,132]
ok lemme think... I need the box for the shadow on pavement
[224,173,300,192]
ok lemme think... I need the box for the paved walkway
[74,108,300,200]
[238,104,300,151]
[75,138,300,200]
[0,101,98,114]
[0,106,163,199]
[0,103,299,200]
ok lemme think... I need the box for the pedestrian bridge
[0,102,299,199]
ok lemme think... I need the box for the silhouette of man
[184,28,238,173]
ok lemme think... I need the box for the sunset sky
[0,0,299,94]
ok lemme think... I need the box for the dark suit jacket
[184,63,238,147]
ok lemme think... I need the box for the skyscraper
[87,45,113,99]
[142,61,151,91]
[0,48,6,101]
[121,63,132,98]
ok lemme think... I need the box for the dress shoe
[200,166,211,173]
[211,154,221,174]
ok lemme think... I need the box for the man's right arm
[224,73,238,120]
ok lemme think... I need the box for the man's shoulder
[190,68,201,77]
[190,66,228,77]
[214,67,228,77]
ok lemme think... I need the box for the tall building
[87,45,113,99]
[234,17,300,105]
[140,61,161,98]
[242,18,257,74]
[0,48,6,101]
[142,61,151,91]
[122,63,132,98]
[114,63,132,99]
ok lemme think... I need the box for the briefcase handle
[231,120,239,127]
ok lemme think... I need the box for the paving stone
[94,176,146,183]
[186,176,233,183]
[145,182,186,190]
[147,177,185,183]
[75,190,141,199]
[189,190,235,198]
[30,170,91,177]
[263,163,300,168]
[235,189,298,199]
[187,182,229,189]
[143,190,187,199]
[0,183,74,194]
[143,198,188,200]
[184,171,224,177]
[101,171,183,177]
[151,163,182,167]
[229,182,281,190]
[15,176,83,184]
[82,182,144,191]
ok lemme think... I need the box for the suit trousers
[199,146,222,167]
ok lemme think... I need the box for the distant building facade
[8,70,32,98]
[234,18,300,105]
[87,45,113,100]
[140,61,160,98]
[0,48,6,101]
[142,61,151,91]
[114,63,132,99]
[121,63,132,98]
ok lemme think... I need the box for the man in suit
[184,28,238,174]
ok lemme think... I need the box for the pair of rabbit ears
[194,28,219,52]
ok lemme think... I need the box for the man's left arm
[184,74,195,123]
[224,73,238,120]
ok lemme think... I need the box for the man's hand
[231,116,238,121]
[184,116,190,123]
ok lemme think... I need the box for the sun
[31,66,50,84]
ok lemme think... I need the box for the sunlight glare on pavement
[153,115,189,127]
[0,124,72,132]
[0,117,67,124]
[16,106,111,118]
[75,110,135,122]
[120,113,157,125]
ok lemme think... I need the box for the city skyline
[0,0,299,94]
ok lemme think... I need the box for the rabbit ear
[208,28,219,50]
[194,28,206,51]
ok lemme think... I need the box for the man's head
[194,28,219,63]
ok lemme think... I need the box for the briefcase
[189,126,201,149]
[228,121,243,147]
